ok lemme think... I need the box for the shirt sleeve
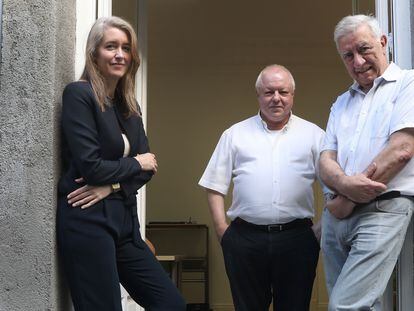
[198,129,234,195]
[390,71,414,134]
[313,127,332,195]
[322,101,339,152]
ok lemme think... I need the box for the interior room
[113,0,376,310]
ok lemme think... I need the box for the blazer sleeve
[120,116,154,197]
[61,83,142,185]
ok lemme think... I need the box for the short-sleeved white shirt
[323,63,414,195]
[199,113,326,225]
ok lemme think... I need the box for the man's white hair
[334,14,383,49]
[255,64,295,93]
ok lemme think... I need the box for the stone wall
[0,0,75,310]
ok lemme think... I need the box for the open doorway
[79,0,414,309]
[143,1,352,309]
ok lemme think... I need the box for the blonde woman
[57,16,185,310]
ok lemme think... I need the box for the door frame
[376,0,413,309]
[75,0,413,309]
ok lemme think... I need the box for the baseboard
[210,304,234,311]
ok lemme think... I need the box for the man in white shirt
[319,15,414,310]
[199,64,326,311]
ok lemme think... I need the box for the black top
[58,81,153,200]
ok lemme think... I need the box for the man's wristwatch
[324,192,337,202]
[111,183,121,193]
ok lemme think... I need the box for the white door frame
[136,0,148,240]
[75,0,96,80]
[376,1,413,310]
[393,4,413,309]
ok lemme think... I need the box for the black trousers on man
[57,197,186,311]
[221,218,320,311]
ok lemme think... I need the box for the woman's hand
[67,178,112,209]
[134,153,158,173]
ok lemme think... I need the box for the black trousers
[57,197,186,311]
[221,219,320,311]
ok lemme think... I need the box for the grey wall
[0,0,75,310]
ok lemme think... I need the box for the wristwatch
[324,192,337,202]
[111,183,121,193]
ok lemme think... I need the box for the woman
[57,16,185,310]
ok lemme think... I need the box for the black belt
[233,217,313,232]
[373,191,414,202]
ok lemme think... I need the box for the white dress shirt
[323,63,414,195]
[199,113,326,225]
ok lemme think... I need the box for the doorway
[79,0,413,309]
[143,1,352,310]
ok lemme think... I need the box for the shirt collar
[349,62,401,95]
[256,110,293,133]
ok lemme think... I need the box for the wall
[0,0,75,310]
[145,0,353,309]
[112,0,138,31]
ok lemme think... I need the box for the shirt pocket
[371,102,393,135]
[369,102,393,152]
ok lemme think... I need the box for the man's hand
[338,173,386,203]
[215,224,229,242]
[206,189,229,243]
[67,178,112,209]
[326,195,356,219]
[311,221,322,243]
[320,152,386,202]
[326,162,382,218]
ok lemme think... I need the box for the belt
[373,191,414,202]
[233,217,313,232]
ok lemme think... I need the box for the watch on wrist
[111,183,121,193]
[324,192,337,202]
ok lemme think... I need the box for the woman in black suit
[57,16,185,311]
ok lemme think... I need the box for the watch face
[112,183,121,192]
[324,193,337,202]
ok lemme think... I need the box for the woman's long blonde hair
[81,16,140,117]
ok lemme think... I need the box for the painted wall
[0,0,75,310]
[145,0,353,309]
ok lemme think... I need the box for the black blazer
[58,81,153,200]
